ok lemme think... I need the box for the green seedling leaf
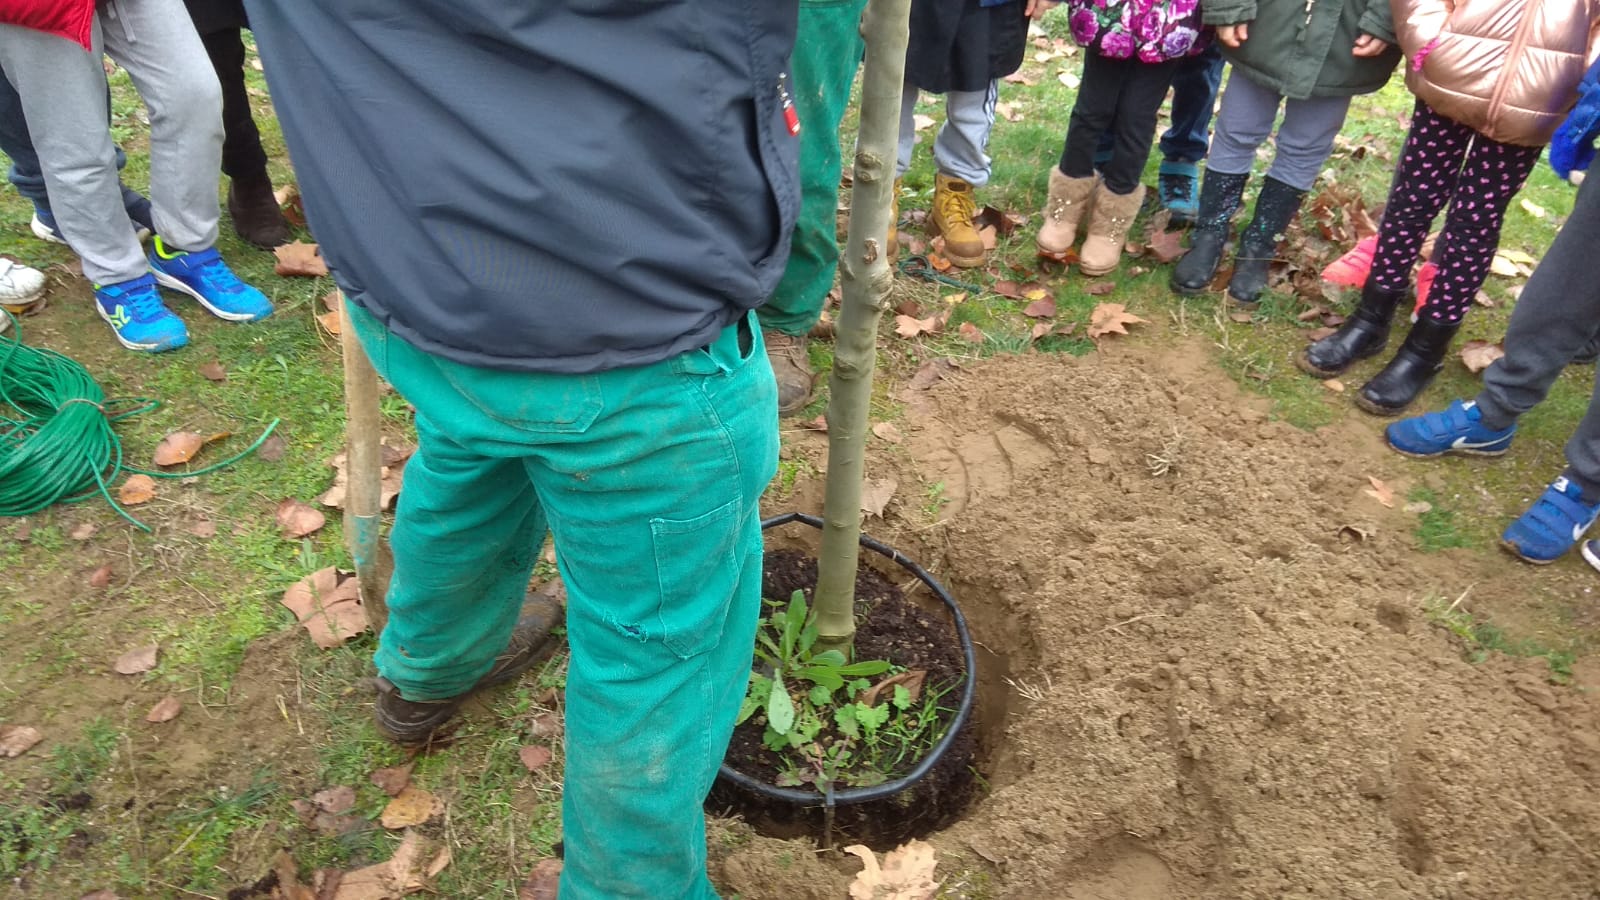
[799,621,819,657]
[893,685,912,710]
[808,684,834,706]
[767,671,796,736]
[848,678,872,698]
[837,659,893,677]
[738,674,772,725]
[810,650,847,667]
[794,666,845,691]
[854,702,891,734]
[781,592,808,663]
[834,705,861,739]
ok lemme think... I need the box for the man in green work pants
[246,1,798,896]
[762,0,870,414]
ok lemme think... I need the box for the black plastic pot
[713,511,979,846]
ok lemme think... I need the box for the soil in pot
[710,549,979,849]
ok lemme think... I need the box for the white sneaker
[0,258,47,311]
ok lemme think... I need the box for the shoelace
[185,249,246,295]
[105,280,168,323]
[937,189,976,226]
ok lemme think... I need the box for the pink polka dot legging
[1369,99,1543,324]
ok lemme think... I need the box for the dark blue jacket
[245,1,800,373]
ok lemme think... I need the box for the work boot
[1298,279,1406,377]
[1227,176,1305,305]
[1355,318,1461,417]
[1035,168,1097,255]
[765,330,814,415]
[1157,160,1200,227]
[374,594,565,744]
[929,173,985,268]
[1170,170,1248,295]
[227,172,292,249]
[1079,183,1144,277]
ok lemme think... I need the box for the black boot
[1170,170,1248,295]
[1297,280,1408,377]
[228,172,292,249]
[1227,176,1306,305]
[1355,318,1461,417]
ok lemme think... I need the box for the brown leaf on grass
[1306,327,1338,341]
[277,499,326,539]
[894,311,948,339]
[860,670,927,708]
[927,253,953,272]
[799,415,828,433]
[861,478,898,518]
[280,567,369,649]
[1460,340,1506,374]
[114,644,159,675]
[274,241,328,277]
[528,713,563,742]
[1474,289,1497,308]
[978,225,998,252]
[259,434,288,463]
[1031,322,1079,342]
[1297,306,1329,322]
[426,846,452,880]
[188,519,217,539]
[1085,281,1116,296]
[1036,246,1078,266]
[518,745,554,772]
[905,358,958,392]
[1022,296,1056,318]
[1145,229,1186,264]
[321,289,343,312]
[118,474,157,506]
[1364,476,1396,509]
[317,310,343,337]
[274,184,306,227]
[1087,303,1148,340]
[1057,70,1080,89]
[872,422,904,444]
[1322,379,1346,393]
[88,563,113,589]
[992,279,1022,299]
[0,724,43,758]
[519,859,563,900]
[70,522,96,541]
[197,360,227,383]
[370,763,415,798]
[334,829,430,898]
[1520,197,1547,219]
[894,299,921,317]
[145,695,182,723]
[846,839,941,900]
[379,787,443,830]
[1002,71,1037,86]
[911,114,936,132]
[320,446,412,511]
[313,785,358,815]
[957,322,985,344]
[154,430,228,467]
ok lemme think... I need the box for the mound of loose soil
[745,342,1600,899]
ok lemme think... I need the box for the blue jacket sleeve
[1551,58,1600,180]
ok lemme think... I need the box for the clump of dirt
[746,341,1600,899]
[714,549,977,849]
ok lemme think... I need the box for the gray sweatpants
[896,78,997,187]
[1474,175,1600,490]
[0,0,222,285]
[1206,69,1351,192]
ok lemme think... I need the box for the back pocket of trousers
[651,498,741,659]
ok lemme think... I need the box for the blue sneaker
[1501,476,1600,564]
[148,236,273,322]
[1158,160,1200,227]
[1386,399,1516,458]
[94,273,188,352]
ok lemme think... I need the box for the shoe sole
[1386,443,1510,460]
[1580,541,1600,573]
[376,635,562,744]
[95,303,187,352]
[1353,394,1410,418]
[1294,341,1389,380]
[1079,261,1118,277]
[1501,539,1562,565]
[152,268,268,323]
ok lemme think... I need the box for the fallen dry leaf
[978,225,998,251]
[70,522,96,541]
[1085,281,1116,296]
[1022,296,1056,318]
[1087,303,1148,340]
[528,712,563,742]
[380,786,443,830]
[847,839,941,900]
[1403,500,1434,514]
[88,562,113,589]
[992,279,1022,299]
[312,785,358,815]
[274,241,329,277]
[1146,229,1186,264]
[1322,379,1346,393]
[860,670,927,708]
[957,322,985,344]
[1519,198,1547,219]
[118,474,157,506]
[321,289,342,312]
[519,859,563,900]
[911,114,935,132]
[277,499,326,539]
[371,763,415,797]
[334,829,429,899]
[1474,289,1497,308]
[1306,327,1338,342]
[426,846,452,880]
[1002,71,1037,86]
[280,567,369,650]
[188,519,217,539]
[861,478,898,518]
[197,360,227,383]
[145,695,182,723]
[799,415,828,433]
[1364,476,1396,509]
[872,422,904,444]
[1057,70,1080,89]
[906,358,957,392]
[1460,340,1506,374]
[259,434,288,463]
[317,310,343,337]
[1488,254,1519,278]
[154,430,227,467]
[1228,311,1254,324]
[0,724,43,758]
[894,311,948,339]
[518,745,553,772]
[114,644,159,675]
[320,446,412,511]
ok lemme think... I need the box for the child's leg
[896,79,920,179]
[100,0,225,252]
[0,22,145,284]
[1368,101,1473,292]
[1103,59,1182,195]
[933,81,997,186]
[1059,55,1129,181]
[1417,135,1541,325]
[1205,71,1282,177]
[1265,93,1351,192]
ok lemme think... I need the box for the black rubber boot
[1297,280,1408,377]
[1227,176,1306,305]
[1355,318,1461,417]
[1170,170,1248,295]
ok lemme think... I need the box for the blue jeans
[1095,44,1223,166]
[0,60,126,210]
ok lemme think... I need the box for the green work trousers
[756,0,867,336]
[346,302,778,900]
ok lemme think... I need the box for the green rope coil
[0,310,278,532]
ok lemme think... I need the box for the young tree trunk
[813,0,911,657]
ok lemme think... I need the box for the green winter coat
[1203,0,1400,99]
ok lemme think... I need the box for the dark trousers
[1095,44,1223,165]
[1060,54,1181,195]
[198,27,268,181]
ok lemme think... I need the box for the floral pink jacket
[1068,0,1210,63]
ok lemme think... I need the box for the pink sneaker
[1322,235,1378,287]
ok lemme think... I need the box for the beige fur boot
[1036,168,1098,254]
[1079,183,1145,276]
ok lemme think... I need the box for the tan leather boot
[764,330,815,415]
[1079,184,1145,277]
[1036,169,1098,254]
[929,173,985,267]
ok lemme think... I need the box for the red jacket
[0,0,95,50]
